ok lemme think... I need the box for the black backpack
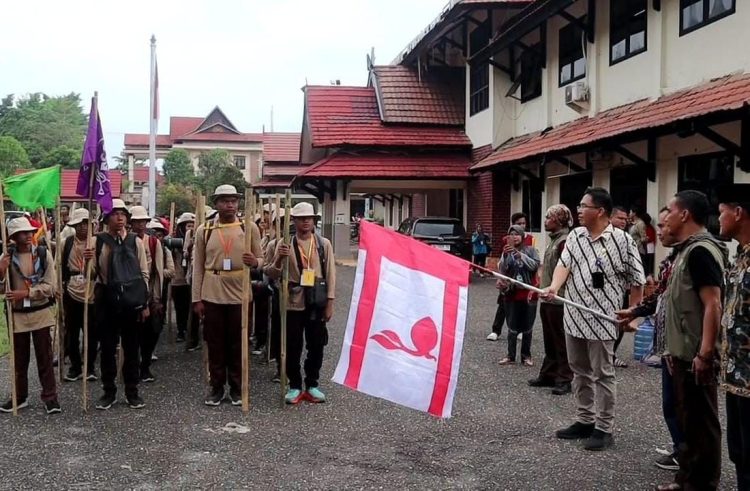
[95,232,148,311]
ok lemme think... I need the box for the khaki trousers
[565,334,616,433]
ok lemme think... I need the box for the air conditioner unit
[565,81,589,110]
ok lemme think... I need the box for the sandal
[498,357,514,365]
[614,357,629,368]
[522,358,534,367]
[654,484,681,491]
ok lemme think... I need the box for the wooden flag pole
[280,190,291,405]
[196,194,210,384]
[240,190,253,413]
[54,199,65,382]
[266,195,273,365]
[272,194,281,368]
[0,184,19,416]
[167,202,176,346]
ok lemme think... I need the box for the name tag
[301,268,316,287]
[223,258,232,271]
[182,258,187,268]
[72,274,84,283]
[23,298,31,308]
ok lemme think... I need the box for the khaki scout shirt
[266,234,336,311]
[1,248,56,333]
[141,234,175,303]
[95,230,150,288]
[66,235,96,304]
[191,217,264,305]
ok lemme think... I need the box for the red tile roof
[61,169,121,200]
[262,163,307,177]
[473,73,750,171]
[263,132,301,163]
[305,86,471,148]
[255,177,294,188]
[170,117,203,139]
[370,66,464,126]
[123,134,172,147]
[173,132,263,143]
[297,151,472,179]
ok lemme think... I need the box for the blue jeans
[662,361,683,453]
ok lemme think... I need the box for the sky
[1,0,450,161]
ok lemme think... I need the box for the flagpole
[166,201,175,346]
[280,190,291,406]
[148,34,157,217]
[55,198,65,383]
[0,183,18,416]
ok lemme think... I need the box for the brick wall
[467,170,510,261]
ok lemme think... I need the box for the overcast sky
[1,0,449,160]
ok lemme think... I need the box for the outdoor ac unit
[565,81,589,110]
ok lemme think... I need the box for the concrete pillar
[331,181,352,259]
[128,154,135,193]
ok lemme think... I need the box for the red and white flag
[333,221,470,418]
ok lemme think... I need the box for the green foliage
[163,149,195,186]
[0,92,87,166]
[197,149,247,196]
[157,183,197,217]
[0,135,31,177]
[38,145,80,169]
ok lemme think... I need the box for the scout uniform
[171,212,195,343]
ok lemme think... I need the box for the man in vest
[656,190,726,491]
[192,185,264,407]
[0,217,60,414]
[61,208,98,382]
[267,202,336,405]
[528,204,573,395]
[717,184,750,491]
[84,199,150,410]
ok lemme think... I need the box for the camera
[162,237,184,250]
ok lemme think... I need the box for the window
[512,44,543,102]
[448,189,464,221]
[610,166,647,213]
[469,20,491,115]
[233,155,246,169]
[559,19,587,86]
[521,178,543,232]
[678,151,734,235]
[559,172,592,227]
[610,0,647,64]
[680,0,735,35]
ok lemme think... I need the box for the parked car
[397,217,471,261]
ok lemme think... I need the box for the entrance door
[559,172,592,227]
[610,165,647,212]
[678,151,733,236]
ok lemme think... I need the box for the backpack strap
[95,232,116,281]
[37,244,48,277]
[315,232,327,279]
[204,219,246,246]
[61,235,75,283]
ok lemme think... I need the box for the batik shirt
[721,244,750,398]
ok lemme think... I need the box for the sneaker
[86,372,98,382]
[0,399,28,413]
[306,387,326,403]
[45,399,62,414]
[522,358,534,367]
[151,354,158,362]
[486,332,499,341]
[95,393,116,411]
[204,388,224,406]
[251,345,265,356]
[186,343,201,352]
[655,454,679,471]
[140,369,155,383]
[64,369,83,382]
[583,429,614,451]
[498,357,514,365]
[176,334,186,343]
[229,390,242,406]
[271,372,281,384]
[527,377,555,388]
[556,422,595,440]
[126,394,145,409]
[285,389,305,405]
[551,382,572,395]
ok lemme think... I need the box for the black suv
[397,217,470,261]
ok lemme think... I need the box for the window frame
[609,0,648,65]
[521,178,543,233]
[516,44,543,103]
[233,155,246,170]
[679,0,736,36]
[677,150,734,236]
[558,18,587,87]
[469,19,492,116]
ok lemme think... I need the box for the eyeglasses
[577,204,602,211]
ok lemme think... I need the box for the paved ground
[0,266,736,490]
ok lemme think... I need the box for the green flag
[3,166,61,210]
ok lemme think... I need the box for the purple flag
[76,96,113,213]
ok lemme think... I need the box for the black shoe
[140,369,155,383]
[86,372,98,382]
[556,422,595,440]
[551,382,572,395]
[64,369,82,382]
[0,399,28,413]
[655,454,679,471]
[126,394,145,409]
[527,377,555,388]
[271,372,281,384]
[45,399,62,414]
[583,429,614,451]
[186,343,201,352]
[95,393,116,410]
[176,333,186,343]
[251,345,266,356]
[229,390,242,406]
[204,388,224,406]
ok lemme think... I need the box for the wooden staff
[167,202,176,345]
[0,184,19,416]
[266,195,273,365]
[240,190,253,413]
[38,209,58,370]
[54,199,65,382]
[280,189,291,405]
[272,194,281,367]
[196,194,210,384]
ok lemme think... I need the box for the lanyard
[216,228,234,258]
[297,236,315,269]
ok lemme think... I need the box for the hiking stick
[196,194,210,384]
[0,184,18,416]
[241,189,253,413]
[39,208,59,367]
[54,199,65,383]
[82,190,96,414]
[266,195,273,365]
[280,190,291,406]
[167,202,176,346]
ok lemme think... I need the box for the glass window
[680,0,735,35]
[513,44,543,102]
[469,21,491,115]
[559,19,586,86]
[610,0,647,64]
[413,220,464,237]
[677,152,734,235]
[233,155,246,169]
[522,178,543,233]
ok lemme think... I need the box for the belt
[12,299,55,313]
[210,270,245,276]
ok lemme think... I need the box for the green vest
[541,230,568,296]
[664,236,725,362]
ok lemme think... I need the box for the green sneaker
[285,389,304,405]
[306,387,326,403]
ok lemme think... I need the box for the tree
[0,136,31,177]
[197,149,247,196]
[163,149,195,186]
[0,92,87,166]
[38,145,80,169]
[157,183,196,217]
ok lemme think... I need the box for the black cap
[717,184,750,206]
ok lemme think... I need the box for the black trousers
[727,392,750,491]
[286,309,327,390]
[252,284,271,347]
[97,288,141,398]
[203,302,244,392]
[672,359,721,490]
[63,293,97,374]
[139,306,164,373]
[172,284,194,338]
[270,286,281,366]
[538,303,572,384]
[491,293,505,335]
[505,300,535,361]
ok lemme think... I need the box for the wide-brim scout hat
[177,212,195,225]
[272,207,286,221]
[212,184,242,202]
[7,217,38,239]
[129,205,151,221]
[147,219,168,232]
[290,202,316,218]
[67,208,90,226]
[105,199,130,218]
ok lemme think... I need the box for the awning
[297,151,472,180]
